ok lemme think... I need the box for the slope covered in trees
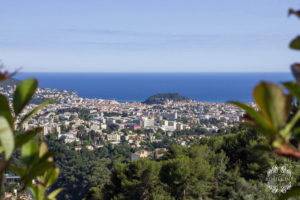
[42,125,300,200]
[90,127,300,200]
[143,93,189,104]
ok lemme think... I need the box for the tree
[160,154,214,199]
[102,159,170,200]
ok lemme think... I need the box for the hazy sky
[1,0,300,72]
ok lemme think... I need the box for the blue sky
[1,0,300,72]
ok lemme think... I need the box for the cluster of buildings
[1,83,246,160]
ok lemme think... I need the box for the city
[1,81,246,160]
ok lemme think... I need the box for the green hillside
[143,93,189,104]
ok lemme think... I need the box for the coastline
[14,72,292,103]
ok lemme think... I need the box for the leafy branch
[0,70,61,200]
[230,8,300,200]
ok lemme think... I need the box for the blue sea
[15,73,293,103]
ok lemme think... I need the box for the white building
[140,117,154,128]
[107,133,121,142]
[58,133,80,144]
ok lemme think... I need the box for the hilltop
[143,93,189,104]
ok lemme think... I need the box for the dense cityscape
[1,80,247,158]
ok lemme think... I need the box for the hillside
[143,93,189,104]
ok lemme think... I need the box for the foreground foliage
[230,7,300,200]
[0,74,60,199]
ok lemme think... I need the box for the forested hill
[143,93,189,104]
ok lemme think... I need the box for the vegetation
[44,135,132,200]
[0,71,61,199]
[229,8,300,200]
[143,93,189,105]
[87,126,300,200]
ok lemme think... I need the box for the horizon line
[16,71,291,74]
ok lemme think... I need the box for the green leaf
[0,94,13,127]
[272,139,285,149]
[37,151,59,164]
[47,188,63,199]
[10,165,26,177]
[278,186,300,200]
[281,109,300,139]
[229,101,272,132]
[13,78,38,116]
[30,184,45,200]
[21,140,39,164]
[15,128,42,149]
[0,116,14,159]
[22,151,59,184]
[19,99,56,127]
[23,161,54,186]
[39,141,48,158]
[290,36,300,50]
[283,82,300,101]
[45,168,60,187]
[253,82,287,131]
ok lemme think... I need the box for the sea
[15,72,293,103]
